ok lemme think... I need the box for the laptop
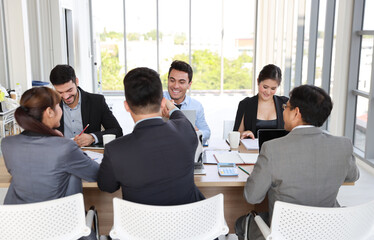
[194,161,206,175]
[258,129,289,151]
[181,110,196,128]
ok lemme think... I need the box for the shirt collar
[178,94,190,106]
[292,124,314,131]
[134,116,162,128]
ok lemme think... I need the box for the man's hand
[162,98,176,118]
[240,130,255,140]
[74,133,95,147]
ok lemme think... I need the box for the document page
[238,153,259,164]
[84,150,103,164]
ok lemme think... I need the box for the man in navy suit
[50,65,122,147]
[98,67,204,205]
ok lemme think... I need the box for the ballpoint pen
[78,124,90,136]
[238,165,250,175]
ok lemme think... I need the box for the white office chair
[223,120,235,140]
[253,200,374,240]
[109,193,229,240]
[0,193,96,240]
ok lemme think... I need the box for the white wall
[3,0,32,91]
[3,0,93,92]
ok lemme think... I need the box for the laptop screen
[181,110,196,127]
[258,129,289,151]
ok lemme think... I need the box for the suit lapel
[79,87,89,128]
[274,96,284,128]
[251,95,259,133]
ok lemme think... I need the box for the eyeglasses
[282,103,290,110]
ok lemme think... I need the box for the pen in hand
[238,166,250,175]
[78,124,90,136]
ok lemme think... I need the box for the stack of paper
[240,138,259,150]
[214,152,259,164]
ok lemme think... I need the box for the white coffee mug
[228,131,240,148]
[103,134,116,146]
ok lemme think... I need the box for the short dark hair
[49,64,77,85]
[289,85,333,127]
[168,60,193,83]
[124,67,163,114]
[258,64,282,85]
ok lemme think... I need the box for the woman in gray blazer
[1,87,99,204]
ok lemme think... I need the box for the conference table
[0,140,261,234]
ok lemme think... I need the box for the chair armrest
[254,215,271,239]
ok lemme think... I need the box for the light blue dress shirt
[163,91,211,145]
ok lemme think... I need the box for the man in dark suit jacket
[50,65,122,147]
[98,67,204,205]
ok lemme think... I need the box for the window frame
[345,0,374,163]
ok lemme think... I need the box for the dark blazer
[233,95,288,138]
[98,110,205,206]
[57,87,123,143]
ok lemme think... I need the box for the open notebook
[214,152,259,164]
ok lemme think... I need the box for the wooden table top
[0,140,353,188]
[0,141,255,188]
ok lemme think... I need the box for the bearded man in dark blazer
[50,64,122,147]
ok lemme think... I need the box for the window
[91,0,255,94]
[346,0,374,163]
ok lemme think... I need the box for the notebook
[214,152,259,164]
[240,138,259,150]
[258,129,289,151]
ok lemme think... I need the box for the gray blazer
[1,131,99,204]
[244,127,359,220]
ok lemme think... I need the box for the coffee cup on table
[228,131,240,148]
[103,134,116,146]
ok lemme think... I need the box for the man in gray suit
[236,85,360,240]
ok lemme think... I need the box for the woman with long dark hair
[1,87,99,204]
[233,64,289,139]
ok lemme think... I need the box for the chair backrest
[269,200,374,240]
[0,193,90,240]
[223,120,235,140]
[110,193,229,240]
